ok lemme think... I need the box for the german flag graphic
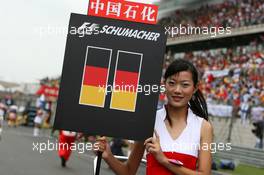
[79,46,112,107]
[110,51,142,112]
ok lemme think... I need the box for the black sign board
[54,13,166,141]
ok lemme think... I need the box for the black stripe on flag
[86,46,111,68]
[116,51,142,73]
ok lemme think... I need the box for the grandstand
[158,0,264,169]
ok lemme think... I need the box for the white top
[154,106,204,158]
[34,115,43,124]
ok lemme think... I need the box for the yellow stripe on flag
[79,85,105,107]
[110,91,137,112]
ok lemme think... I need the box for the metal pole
[95,152,102,175]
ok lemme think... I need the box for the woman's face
[165,71,196,108]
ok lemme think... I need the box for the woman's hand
[144,131,167,164]
[95,136,112,160]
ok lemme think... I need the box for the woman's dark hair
[164,59,208,122]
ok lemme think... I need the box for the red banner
[36,85,59,98]
[88,0,158,24]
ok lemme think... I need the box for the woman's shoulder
[201,120,213,137]
[201,120,213,130]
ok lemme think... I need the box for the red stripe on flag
[114,70,139,92]
[83,66,108,87]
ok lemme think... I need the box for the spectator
[159,0,264,38]
[239,99,251,125]
[33,110,44,137]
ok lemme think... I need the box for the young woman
[97,59,213,175]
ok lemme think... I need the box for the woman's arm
[196,120,213,174]
[145,121,213,175]
[97,137,145,175]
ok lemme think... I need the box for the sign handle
[95,151,102,175]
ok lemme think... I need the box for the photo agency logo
[32,140,99,154]
[35,24,230,39]
[162,142,232,154]
[98,82,165,96]
[165,24,232,38]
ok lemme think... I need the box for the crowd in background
[159,0,264,37]
[163,35,264,121]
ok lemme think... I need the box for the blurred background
[0,0,264,175]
